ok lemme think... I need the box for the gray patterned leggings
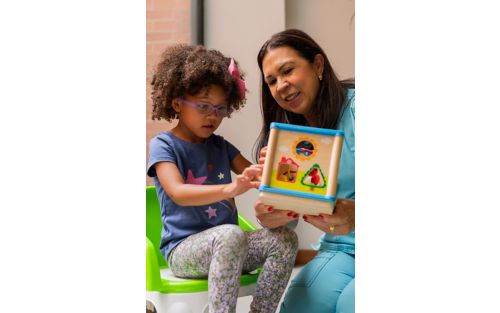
[168,224,298,313]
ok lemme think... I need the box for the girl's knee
[214,224,248,255]
[266,227,298,260]
[217,224,246,237]
[274,227,299,251]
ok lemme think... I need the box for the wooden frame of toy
[258,122,344,215]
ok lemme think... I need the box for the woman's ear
[314,54,325,78]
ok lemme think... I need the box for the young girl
[147,44,298,313]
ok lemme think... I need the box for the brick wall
[146,0,191,185]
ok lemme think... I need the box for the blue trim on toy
[270,122,344,137]
[259,186,336,202]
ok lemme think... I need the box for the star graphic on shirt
[218,172,224,180]
[205,206,217,219]
[185,169,207,185]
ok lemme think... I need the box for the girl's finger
[250,181,260,188]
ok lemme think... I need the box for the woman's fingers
[259,146,268,165]
[303,211,354,235]
[254,197,355,234]
[260,146,268,156]
[254,201,298,228]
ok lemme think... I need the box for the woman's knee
[281,252,354,313]
[336,279,355,313]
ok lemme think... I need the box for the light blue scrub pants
[279,250,355,313]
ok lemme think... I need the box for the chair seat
[156,266,261,294]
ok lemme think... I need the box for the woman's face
[262,46,324,120]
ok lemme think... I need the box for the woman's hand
[302,198,355,235]
[258,146,268,165]
[254,200,299,229]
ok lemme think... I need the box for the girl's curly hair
[151,44,246,121]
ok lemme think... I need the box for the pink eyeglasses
[177,98,231,117]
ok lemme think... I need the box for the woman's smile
[283,91,301,108]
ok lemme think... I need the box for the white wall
[205,0,354,250]
[287,0,355,80]
[204,0,286,228]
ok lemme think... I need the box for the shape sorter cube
[258,122,344,215]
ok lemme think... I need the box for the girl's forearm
[168,183,234,206]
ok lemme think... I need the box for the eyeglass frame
[176,98,231,117]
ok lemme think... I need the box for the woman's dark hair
[254,29,354,161]
[151,44,246,121]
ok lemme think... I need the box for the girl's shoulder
[149,131,175,147]
[149,132,235,153]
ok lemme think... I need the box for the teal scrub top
[320,88,355,254]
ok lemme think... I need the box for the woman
[253,29,355,313]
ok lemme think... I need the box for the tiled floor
[235,265,303,313]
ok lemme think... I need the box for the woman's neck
[304,113,319,127]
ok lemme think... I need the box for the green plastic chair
[146,185,261,313]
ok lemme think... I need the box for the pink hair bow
[228,58,246,100]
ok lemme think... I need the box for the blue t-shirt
[147,132,240,259]
[320,88,355,254]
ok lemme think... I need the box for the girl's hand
[302,198,355,235]
[224,164,262,198]
[253,200,299,229]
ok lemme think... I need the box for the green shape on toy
[300,163,327,189]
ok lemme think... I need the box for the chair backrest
[146,185,167,267]
[146,185,258,268]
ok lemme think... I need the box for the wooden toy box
[258,122,344,215]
